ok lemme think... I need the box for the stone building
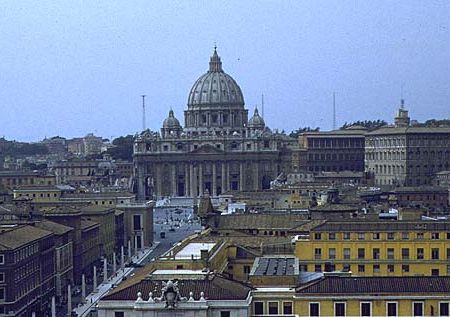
[297,126,367,173]
[365,101,450,186]
[134,48,296,200]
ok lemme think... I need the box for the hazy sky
[1,1,449,142]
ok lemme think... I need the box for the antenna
[261,94,265,119]
[400,84,405,109]
[333,92,336,130]
[141,95,146,131]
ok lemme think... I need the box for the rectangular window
[243,265,251,274]
[268,302,278,315]
[133,214,142,231]
[432,248,440,260]
[387,264,395,273]
[432,232,440,240]
[447,248,450,260]
[373,232,380,240]
[387,248,395,260]
[310,303,320,317]
[358,232,365,240]
[402,232,409,240]
[358,248,365,259]
[358,264,365,272]
[0,255,4,265]
[343,264,351,272]
[387,232,395,240]
[440,302,449,317]
[402,264,410,273]
[314,264,321,272]
[329,233,336,240]
[283,302,293,314]
[417,248,424,260]
[0,288,4,300]
[361,302,372,317]
[0,273,4,283]
[220,312,230,317]
[402,248,410,260]
[413,302,424,317]
[343,232,351,240]
[373,248,380,259]
[432,269,440,276]
[373,264,380,273]
[417,232,424,240]
[329,248,336,260]
[254,302,264,315]
[387,302,398,317]
[335,302,346,317]
[314,233,322,240]
[343,248,351,259]
[315,248,322,259]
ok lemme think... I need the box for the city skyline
[1,1,450,142]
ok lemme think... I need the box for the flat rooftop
[174,242,216,260]
[251,257,299,276]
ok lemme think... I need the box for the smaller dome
[163,110,181,128]
[248,108,265,128]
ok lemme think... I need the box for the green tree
[289,127,320,138]
[107,135,134,161]
[340,119,387,131]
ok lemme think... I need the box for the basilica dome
[187,48,244,107]
[163,110,181,128]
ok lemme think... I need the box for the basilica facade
[134,49,296,200]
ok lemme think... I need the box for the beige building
[134,49,296,200]
[365,102,450,187]
[117,201,154,249]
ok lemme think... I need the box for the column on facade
[185,163,190,197]
[212,163,217,196]
[226,162,231,191]
[198,163,203,196]
[137,164,145,201]
[254,162,259,191]
[239,162,244,191]
[221,162,226,193]
[171,164,177,197]
[189,164,194,197]
[155,164,162,199]
[193,165,198,198]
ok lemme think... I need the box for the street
[59,205,201,317]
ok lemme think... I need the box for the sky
[1,1,449,142]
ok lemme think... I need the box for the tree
[289,127,320,138]
[106,135,134,161]
[340,120,387,131]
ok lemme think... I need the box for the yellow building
[294,275,450,317]
[13,186,62,202]
[295,220,450,276]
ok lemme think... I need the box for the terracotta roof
[217,214,309,230]
[79,205,115,214]
[390,186,448,193]
[0,225,52,249]
[296,276,450,295]
[367,126,450,135]
[312,220,450,232]
[80,219,99,230]
[102,275,252,301]
[34,220,73,235]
